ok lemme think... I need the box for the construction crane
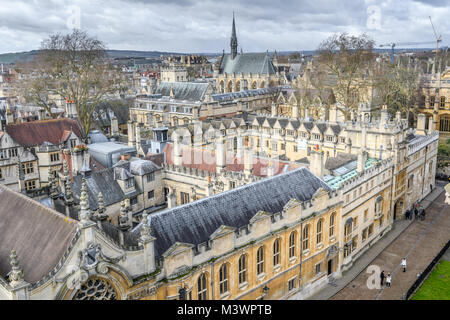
[379,41,437,64]
[429,16,442,55]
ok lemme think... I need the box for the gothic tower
[230,13,238,60]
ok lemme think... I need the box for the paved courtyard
[331,188,450,300]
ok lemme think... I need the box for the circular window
[73,277,118,300]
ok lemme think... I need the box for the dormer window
[312,133,321,140]
[326,135,334,142]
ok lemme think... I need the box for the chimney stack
[216,135,226,174]
[310,150,324,178]
[416,113,426,135]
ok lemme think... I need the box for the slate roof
[219,53,277,75]
[0,185,78,284]
[155,82,210,102]
[72,168,128,210]
[5,118,84,147]
[133,167,331,258]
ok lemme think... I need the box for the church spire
[230,12,238,60]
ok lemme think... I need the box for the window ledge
[257,273,266,282]
[219,292,231,300]
[273,264,282,273]
[303,249,310,256]
[238,282,248,291]
[317,243,324,250]
[289,256,298,264]
[329,236,336,243]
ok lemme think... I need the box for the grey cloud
[0,0,448,54]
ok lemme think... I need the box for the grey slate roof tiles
[133,167,331,258]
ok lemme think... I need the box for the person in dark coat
[405,210,409,220]
[414,206,419,219]
[380,270,385,286]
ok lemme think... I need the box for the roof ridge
[135,166,312,231]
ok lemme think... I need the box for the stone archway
[259,81,265,89]
[251,81,257,89]
[219,80,225,93]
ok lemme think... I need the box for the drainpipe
[299,219,303,290]
[210,259,214,300]
[389,165,395,222]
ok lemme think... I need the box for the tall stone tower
[230,13,238,60]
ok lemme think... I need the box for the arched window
[219,264,228,295]
[302,225,309,250]
[289,232,296,258]
[238,255,247,284]
[375,196,383,214]
[329,212,336,237]
[256,246,264,275]
[227,81,233,93]
[408,175,414,189]
[219,81,225,93]
[197,273,207,300]
[273,238,280,266]
[316,219,323,244]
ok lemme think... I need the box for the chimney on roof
[428,117,434,134]
[216,134,226,174]
[416,113,426,135]
[357,149,368,173]
[127,121,136,147]
[244,147,253,178]
[110,116,119,136]
[310,149,324,178]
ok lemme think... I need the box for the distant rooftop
[323,158,380,190]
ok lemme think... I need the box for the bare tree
[17,30,128,135]
[317,33,375,120]
[372,58,420,124]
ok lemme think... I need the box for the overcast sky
[0,0,449,54]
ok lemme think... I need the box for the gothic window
[329,212,336,237]
[440,96,446,108]
[273,238,280,266]
[197,273,207,300]
[238,255,247,284]
[316,219,323,244]
[289,232,296,258]
[219,264,228,295]
[375,196,383,214]
[302,225,309,251]
[256,246,264,275]
[73,278,117,300]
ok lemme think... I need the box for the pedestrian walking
[414,207,419,219]
[380,270,385,286]
[421,208,426,221]
[405,210,410,220]
[402,258,407,272]
[386,274,391,287]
